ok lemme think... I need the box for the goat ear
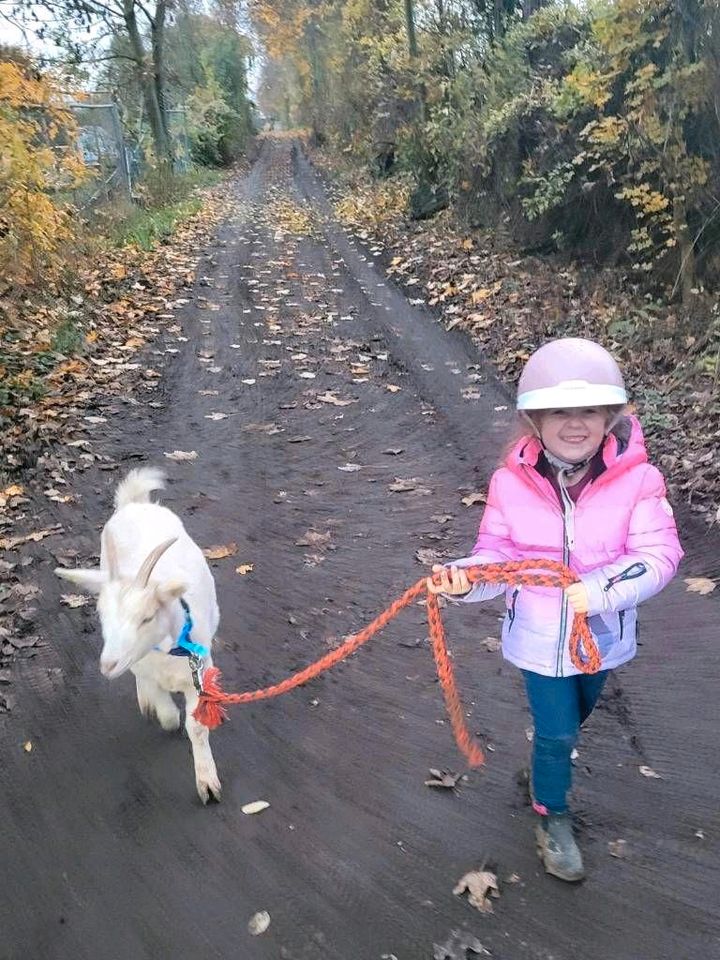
[155,579,186,605]
[54,567,108,595]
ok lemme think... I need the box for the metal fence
[63,99,193,210]
[66,101,133,207]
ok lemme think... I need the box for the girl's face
[536,408,609,464]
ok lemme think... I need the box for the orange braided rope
[193,559,601,768]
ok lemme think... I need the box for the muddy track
[1,138,718,960]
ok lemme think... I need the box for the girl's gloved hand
[427,564,472,596]
[565,582,590,614]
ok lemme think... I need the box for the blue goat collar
[167,599,210,659]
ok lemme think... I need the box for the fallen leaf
[684,577,716,595]
[608,839,628,859]
[431,514,454,524]
[639,765,663,779]
[242,800,270,815]
[425,769,461,789]
[2,484,24,497]
[383,448,404,456]
[0,527,62,550]
[45,489,75,504]
[461,491,487,507]
[433,930,490,960]
[481,637,502,653]
[164,450,198,461]
[298,371,316,379]
[23,740,32,753]
[203,543,238,560]
[453,870,500,913]
[236,564,254,576]
[60,594,91,608]
[338,463,362,472]
[416,548,447,565]
[205,412,228,421]
[303,553,326,566]
[295,531,332,548]
[248,911,270,936]
[386,384,401,393]
[317,390,357,406]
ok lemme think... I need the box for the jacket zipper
[507,588,520,630]
[520,463,570,678]
[556,483,572,678]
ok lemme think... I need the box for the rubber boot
[535,813,585,882]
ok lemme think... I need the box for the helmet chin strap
[543,449,593,478]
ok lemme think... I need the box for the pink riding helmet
[517,338,627,410]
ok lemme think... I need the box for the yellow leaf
[203,543,238,560]
[236,563,254,575]
[471,288,492,304]
[684,577,716,596]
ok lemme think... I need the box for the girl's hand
[427,564,472,596]
[565,582,590,615]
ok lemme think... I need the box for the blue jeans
[522,669,609,814]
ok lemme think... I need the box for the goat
[55,467,221,803]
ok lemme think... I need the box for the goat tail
[114,467,166,510]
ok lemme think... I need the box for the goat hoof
[158,707,181,732]
[197,773,222,805]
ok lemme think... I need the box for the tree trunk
[151,0,172,150]
[522,0,548,20]
[673,194,696,307]
[404,0,419,59]
[123,0,172,162]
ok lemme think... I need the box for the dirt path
[1,138,718,960]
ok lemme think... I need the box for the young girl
[428,337,683,882]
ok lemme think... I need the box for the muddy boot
[535,814,585,882]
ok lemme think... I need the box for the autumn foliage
[253,0,720,298]
[0,59,87,288]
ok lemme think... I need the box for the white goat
[55,467,221,803]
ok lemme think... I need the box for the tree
[100,10,254,165]
[0,52,87,287]
[12,0,175,162]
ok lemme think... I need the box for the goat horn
[104,531,119,580]
[135,537,178,588]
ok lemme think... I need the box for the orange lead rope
[193,560,601,768]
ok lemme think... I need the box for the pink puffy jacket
[451,417,683,677]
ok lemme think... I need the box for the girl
[428,337,683,882]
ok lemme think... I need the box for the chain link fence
[63,98,193,211]
[66,101,132,208]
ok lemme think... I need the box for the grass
[107,167,223,251]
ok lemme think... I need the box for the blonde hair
[500,405,629,465]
